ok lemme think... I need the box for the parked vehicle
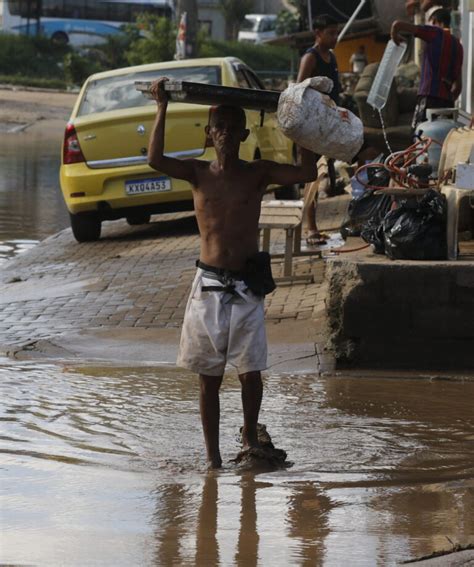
[60,57,296,242]
[238,14,278,44]
[1,0,173,46]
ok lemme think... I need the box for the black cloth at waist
[196,260,243,280]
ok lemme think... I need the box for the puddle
[1,362,474,565]
[0,121,29,133]
[0,239,38,266]
[0,133,69,242]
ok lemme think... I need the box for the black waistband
[196,260,243,279]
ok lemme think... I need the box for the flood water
[1,361,474,566]
[0,133,69,263]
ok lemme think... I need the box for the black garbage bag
[360,216,386,254]
[383,190,447,260]
[341,189,392,238]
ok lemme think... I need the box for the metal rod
[337,0,367,43]
[307,0,313,30]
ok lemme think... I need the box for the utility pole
[176,0,198,58]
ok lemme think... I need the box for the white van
[238,14,278,44]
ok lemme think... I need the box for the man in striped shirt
[391,8,463,130]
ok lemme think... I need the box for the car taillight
[63,123,85,164]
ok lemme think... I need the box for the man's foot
[241,426,261,452]
[306,231,328,246]
[207,456,223,470]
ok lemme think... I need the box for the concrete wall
[198,5,226,41]
[326,257,474,370]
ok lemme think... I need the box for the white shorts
[177,268,267,376]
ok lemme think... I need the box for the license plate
[125,176,171,195]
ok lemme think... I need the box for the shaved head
[209,105,246,130]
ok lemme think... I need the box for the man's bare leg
[239,371,263,450]
[199,374,223,469]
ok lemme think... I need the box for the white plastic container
[367,40,407,110]
[277,77,364,163]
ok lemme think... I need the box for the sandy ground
[0,86,77,136]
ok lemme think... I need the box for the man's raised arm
[262,147,318,188]
[147,78,197,184]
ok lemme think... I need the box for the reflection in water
[0,133,69,241]
[1,362,474,565]
[0,239,38,265]
[153,484,193,567]
[287,483,331,567]
[196,474,220,566]
[235,474,259,567]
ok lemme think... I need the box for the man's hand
[391,21,405,45]
[149,77,169,105]
[391,20,417,45]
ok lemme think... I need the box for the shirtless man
[148,78,317,469]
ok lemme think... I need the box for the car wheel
[126,214,151,226]
[274,185,300,200]
[52,31,69,45]
[69,213,101,242]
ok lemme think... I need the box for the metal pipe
[337,0,367,42]
[307,0,313,30]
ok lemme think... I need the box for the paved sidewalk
[0,195,350,368]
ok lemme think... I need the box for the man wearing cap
[392,7,463,130]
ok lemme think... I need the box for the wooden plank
[259,220,301,229]
[260,218,301,224]
[260,207,303,216]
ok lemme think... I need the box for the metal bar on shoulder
[135,80,281,112]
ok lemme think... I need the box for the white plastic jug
[277,77,364,163]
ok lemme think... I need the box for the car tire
[52,31,69,45]
[126,214,151,226]
[274,185,300,200]
[69,213,101,242]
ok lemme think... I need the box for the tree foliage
[0,33,68,78]
[218,0,254,40]
[286,0,308,30]
[124,14,176,66]
[276,10,300,36]
[199,39,292,73]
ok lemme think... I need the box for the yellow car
[60,57,296,242]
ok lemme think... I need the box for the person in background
[296,14,341,246]
[350,45,368,74]
[391,7,463,130]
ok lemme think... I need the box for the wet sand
[0,86,76,137]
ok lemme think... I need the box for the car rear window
[77,66,222,116]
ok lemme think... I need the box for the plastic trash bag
[360,217,386,254]
[277,77,364,163]
[341,190,392,238]
[383,190,447,260]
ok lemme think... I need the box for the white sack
[277,77,364,163]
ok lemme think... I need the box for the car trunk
[72,103,210,164]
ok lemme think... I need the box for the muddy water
[1,362,474,566]
[0,133,69,251]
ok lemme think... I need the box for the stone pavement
[0,195,350,368]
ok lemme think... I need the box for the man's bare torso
[192,159,265,272]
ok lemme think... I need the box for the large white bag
[277,77,364,163]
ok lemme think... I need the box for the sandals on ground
[306,231,329,246]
